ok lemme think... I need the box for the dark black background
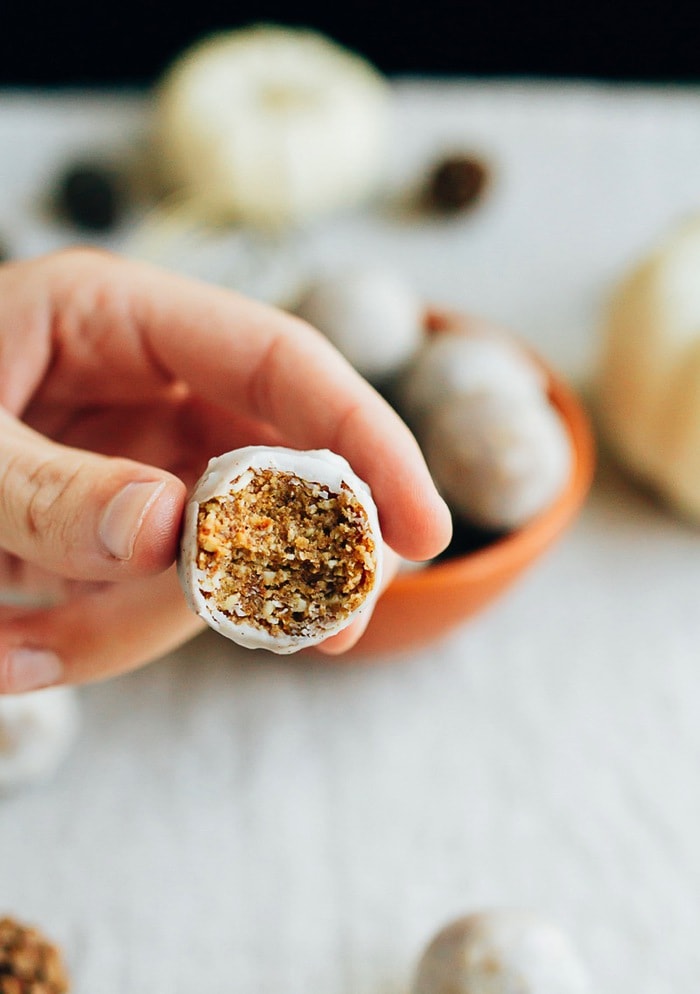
[1,1,699,85]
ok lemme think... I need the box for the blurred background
[2,0,699,85]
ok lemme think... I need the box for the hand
[0,249,451,692]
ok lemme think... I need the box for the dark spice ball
[53,163,125,232]
[427,154,490,213]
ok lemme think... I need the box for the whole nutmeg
[426,154,490,213]
[0,916,70,993]
[52,162,126,232]
[412,910,591,994]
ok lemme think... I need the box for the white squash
[153,25,390,228]
[598,218,700,518]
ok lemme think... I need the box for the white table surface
[1,80,700,993]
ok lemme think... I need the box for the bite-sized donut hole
[293,268,424,385]
[423,392,572,533]
[392,316,573,557]
[195,469,376,637]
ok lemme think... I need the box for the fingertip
[426,492,454,557]
[0,647,64,695]
[381,485,453,563]
[100,474,186,574]
[316,618,368,657]
[130,476,187,573]
[1,567,204,688]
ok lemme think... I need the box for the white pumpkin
[598,218,700,519]
[153,25,390,227]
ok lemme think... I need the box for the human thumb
[0,412,185,581]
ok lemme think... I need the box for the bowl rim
[389,342,595,594]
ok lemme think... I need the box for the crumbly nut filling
[0,916,69,994]
[195,469,376,638]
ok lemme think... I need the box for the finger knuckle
[0,453,27,532]
[25,458,83,554]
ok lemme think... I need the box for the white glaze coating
[412,910,592,994]
[0,687,80,792]
[423,392,572,530]
[397,330,546,429]
[598,217,700,520]
[294,269,424,382]
[179,447,383,653]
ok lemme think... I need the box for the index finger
[9,250,452,561]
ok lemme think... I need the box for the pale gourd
[598,219,700,519]
[153,25,390,228]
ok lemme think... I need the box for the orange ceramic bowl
[351,313,595,658]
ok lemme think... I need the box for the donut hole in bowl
[348,309,595,658]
